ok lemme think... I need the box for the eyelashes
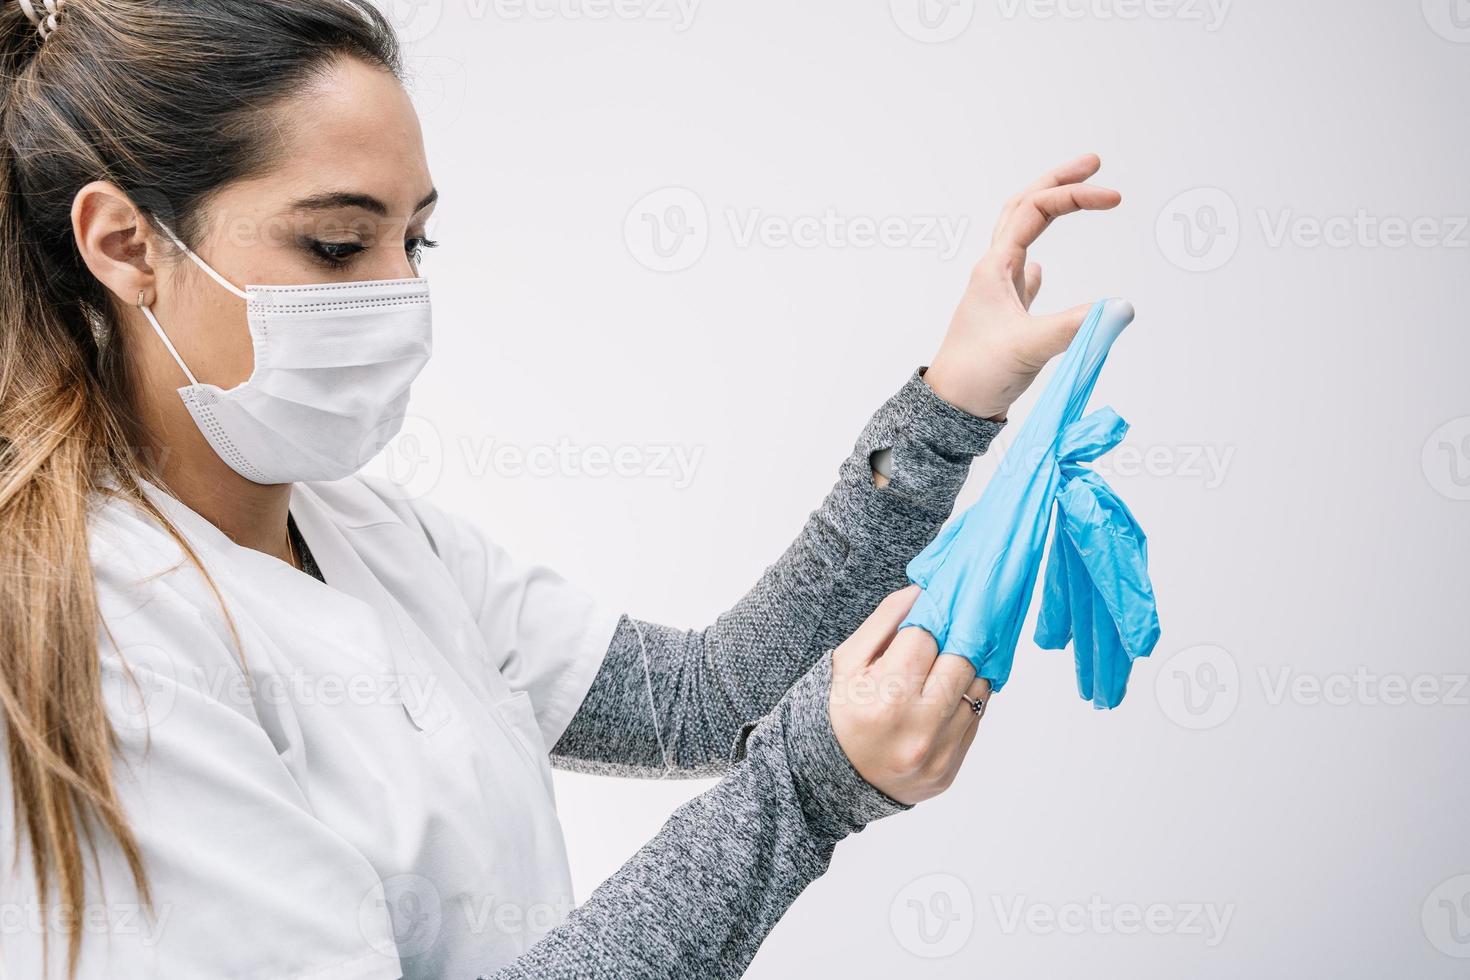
[307,237,440,269]
[310,240,366,265]
[406,237,439,264]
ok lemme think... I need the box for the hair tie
[18,0,65,40]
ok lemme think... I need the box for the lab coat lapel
[289,484,453,734]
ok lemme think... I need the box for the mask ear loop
[138,290,199,387]
[155,220,250,301]
[138,218,251,387]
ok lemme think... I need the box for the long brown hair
[0,1,401,974]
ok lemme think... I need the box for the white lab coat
[0,475,621,980]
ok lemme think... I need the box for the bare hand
[829,587,991,806]
[924,154,1122,421]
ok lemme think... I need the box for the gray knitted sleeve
[552,367,1005,777]
[479,369,1003,980]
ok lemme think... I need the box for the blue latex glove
[900,297,1160,708]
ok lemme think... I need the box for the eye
[406,236,440,264]
[310,240,366,266]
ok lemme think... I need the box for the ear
[71,181,161,308]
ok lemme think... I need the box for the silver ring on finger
[960,694,987,719]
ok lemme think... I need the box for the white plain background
[370,1,1467,976]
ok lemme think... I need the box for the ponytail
[0,123,153,974]
[0,1,402,975]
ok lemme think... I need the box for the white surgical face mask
[139,221,433,486]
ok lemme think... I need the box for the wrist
[786,654,913,839]
[921,362,1012,423]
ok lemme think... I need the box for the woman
[0,1,1121,977]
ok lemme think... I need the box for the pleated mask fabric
[140,221,433,486]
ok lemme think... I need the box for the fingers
[835,586,921,672]
[991,153,1103,244]
[941,675,992,776]
[944,696,985,771]
[921,651,975,704]
[958,675,992,723]
[870,625,940,702]
[1022,262,1043,309]
[995,183,1122,262]
[1029,301,1097,361]
[920,651,981,711]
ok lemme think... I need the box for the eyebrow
[288,188,439,217]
